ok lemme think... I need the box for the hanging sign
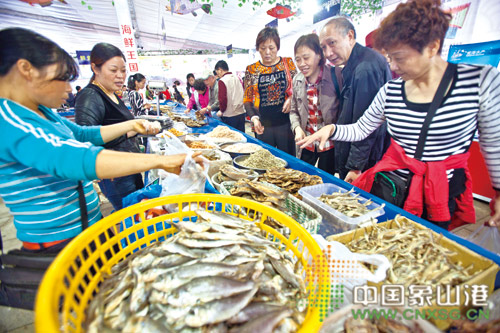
[76,51,91,65]
[448,40,500,67]
[266,18,278,28]
[226,44,233,59]
[114,0,140,73]
[313,0,340,24]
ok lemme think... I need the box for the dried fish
[330,216,482,288]
[85,210,307,332]
[259,168,323,199]
[318,189,384,218]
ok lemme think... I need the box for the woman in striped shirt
[298,0,500,229]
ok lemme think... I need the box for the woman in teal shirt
[0,27,204,249]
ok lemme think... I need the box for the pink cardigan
[187,89,210,110]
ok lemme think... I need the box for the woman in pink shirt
[185,79,210,114]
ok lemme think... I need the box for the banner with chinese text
[114,0,140,73]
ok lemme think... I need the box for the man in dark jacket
[320,17,391,183]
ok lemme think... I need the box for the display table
[192,119,500,278]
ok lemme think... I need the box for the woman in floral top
[244,27,298,156]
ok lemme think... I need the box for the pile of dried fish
[222,143,261,154]
[239,149,286,170]
[260,168,323,199]
[195,110,206,121]
[168,112,205,127]
[206,126,244,142]
[85,210,307,332]
[318,189,382,218]
[229,179,288,228]
[336,216,480,288]
[214,165,258,183]
[450,318,500,332]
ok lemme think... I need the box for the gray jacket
[290,65,339,158]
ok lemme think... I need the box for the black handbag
[369,63,457,207]
[0,181,89,310]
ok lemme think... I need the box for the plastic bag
[467,224,500,255]
[312,235,391,306]
[158,133,209,212]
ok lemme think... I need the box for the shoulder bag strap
[283,58,293,97]
[330,66,341,98]
[77,181,89,231]
[414,62,457,160]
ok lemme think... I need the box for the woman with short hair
[243,27,297,156]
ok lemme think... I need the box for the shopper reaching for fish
[298,0,500,230]
[0,28,205,308]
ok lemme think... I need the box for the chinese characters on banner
[114,0,140,73]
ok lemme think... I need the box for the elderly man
[199,74,219,116]
[320,17,391,183]
[214,60,246,132]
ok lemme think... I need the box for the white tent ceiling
[0,0,319,55]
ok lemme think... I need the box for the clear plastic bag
[157,132,208,212]
[467,224,500,255]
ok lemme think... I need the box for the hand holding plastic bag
[157,133,209,211]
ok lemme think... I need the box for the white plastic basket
[298,183,384,235]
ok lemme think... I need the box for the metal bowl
[233,154,288,174]
[219,142,261,159]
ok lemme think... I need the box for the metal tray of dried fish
[220,180,321,236]
[211,165,259,191]
[298,183,385,235]
[328,216,500,330]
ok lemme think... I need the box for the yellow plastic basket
[35,194,327,332]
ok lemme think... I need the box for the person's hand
[294,127,306,142]
[129,119,160,136]
[282,97,291,114]
[200,107,208,114]
[487,191,500,226]
[184,109,191,114]
[297,124,335,150]
[344,170,361,184]
[144,103,152,110]
[159,152,205,175]
[252,118,264,135]
[216,111,222,117]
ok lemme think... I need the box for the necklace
[93,80,119,104]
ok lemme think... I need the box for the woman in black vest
[75,43,144,211]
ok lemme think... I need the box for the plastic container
[35,194,327,333]
[298,183,384,235]
[233,154,288,174]
[220,181,321,236]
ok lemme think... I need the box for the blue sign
[76,51,91,65]
[314,0,341,24]
[266,19,278,28]
[226,44,233,59]
[448,40,500,67]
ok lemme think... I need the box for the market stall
[35,104,500,332]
